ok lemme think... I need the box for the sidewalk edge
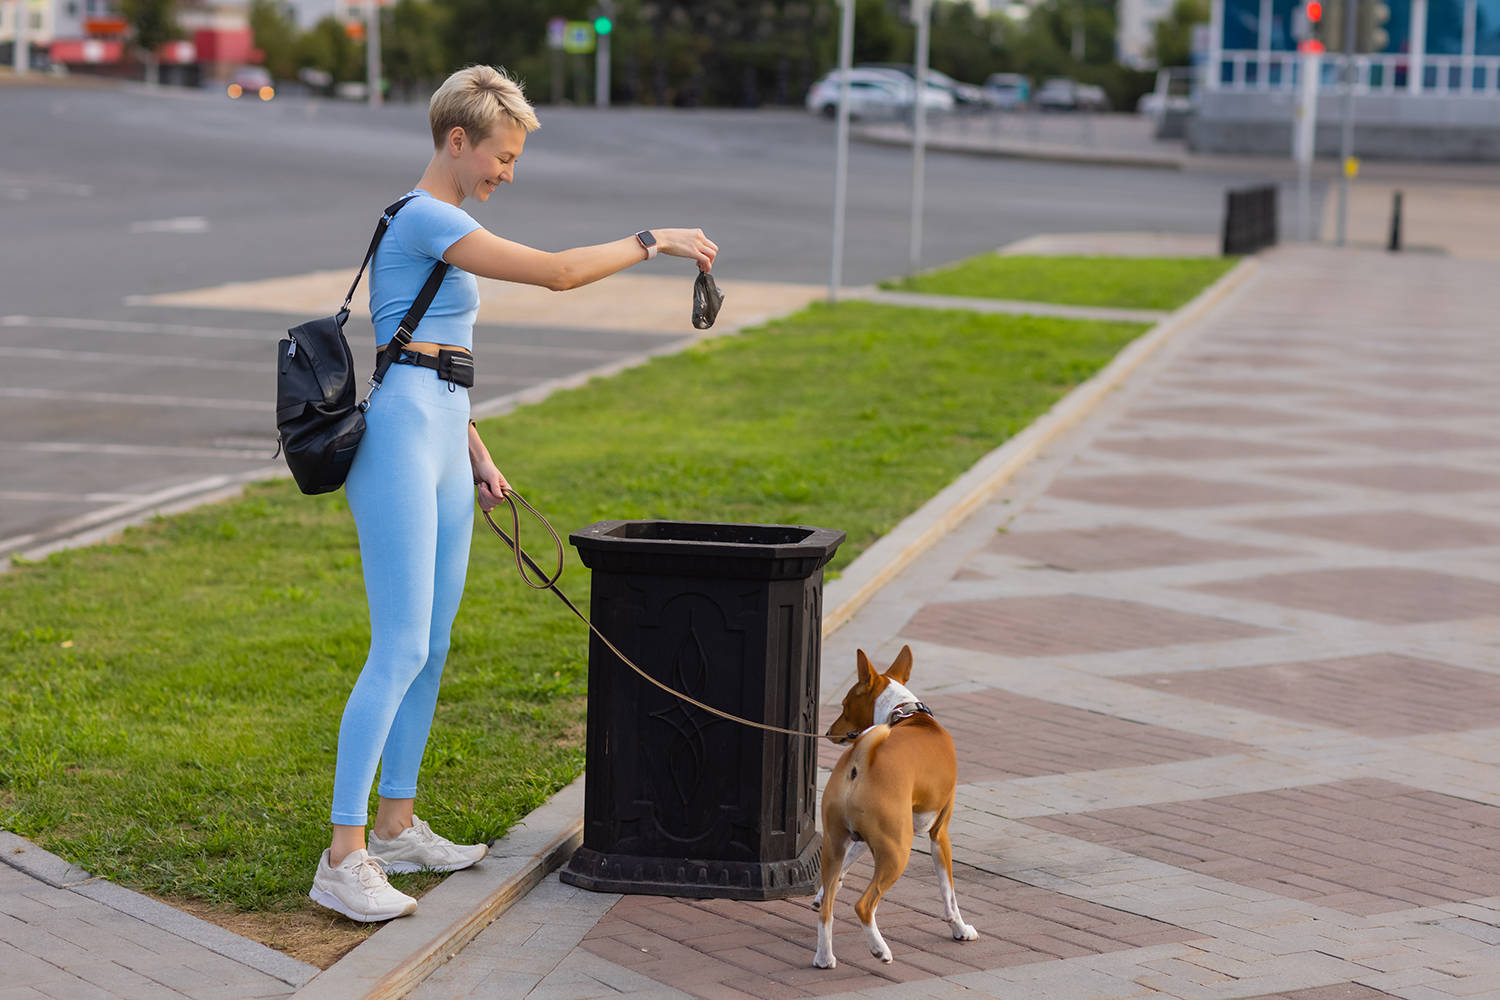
[818,253,1260,637]
[0,830,318,988]
[290,779,584,1000]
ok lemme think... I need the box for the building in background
[1,0,258,82]
[1193,0,1500,157]
[1118,0,1178,67]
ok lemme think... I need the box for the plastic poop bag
[692,271,724,330]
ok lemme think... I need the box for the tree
[383,0,452,100]
[1150,0,1209,68]
[249,0,299,82]
[297,15,364,84]
[118,0,180,86]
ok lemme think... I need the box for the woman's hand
[654,228,718,272]
[472,459,511,513]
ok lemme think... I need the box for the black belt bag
[393,347,475,389]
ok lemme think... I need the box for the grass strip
[0,301,1146,917]
[881,254,1237,311]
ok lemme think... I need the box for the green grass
[881,254,1238,311]
[0,301,1146,912]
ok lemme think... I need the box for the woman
[309,65,718,922]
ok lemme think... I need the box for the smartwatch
[634,230,658,260]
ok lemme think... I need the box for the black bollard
[1388,190,1403,252]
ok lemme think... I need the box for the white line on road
[8,346,266,373]
[2,315,276,340]
[1,490,146,503]
[130,216,210,234]
[0,387,265,411]
[2,440,276,460]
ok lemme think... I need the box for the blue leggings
[331,364,473,827]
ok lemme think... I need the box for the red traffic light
[1306,1,1323,20]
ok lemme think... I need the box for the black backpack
[275,197,449,494]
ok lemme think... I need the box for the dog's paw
[871,946,893,963]
[810,891,823,911]
[813,952,836,969]
[952,921,978,941]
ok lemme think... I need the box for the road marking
[2,315,276,340]
[0,387,265,411]
[130,216,210,234]
[8,347,266,373]
[0,490,146,503]
[3,440,275,460]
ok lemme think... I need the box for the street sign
[547,17,566,51]
[563,21,595,54]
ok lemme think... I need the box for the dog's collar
[887,701,933,725]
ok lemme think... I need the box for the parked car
[806,68,954,119]
[226,65,274,101]
[1035,77,1080,111]
[983,72,1030,109]
[1076,83,1111,111]
[805,70,915,120]
[859,63,984,106]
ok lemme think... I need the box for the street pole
[366,0,382,107]
[829,0,855,303]
[1335,0,1358,246]
[910,0,930,273]
[14,0,29,76]
[595,1,611,107]
[1294,47,1320,240]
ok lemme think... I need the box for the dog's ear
[856,649,875,688]
[887,644,914,684]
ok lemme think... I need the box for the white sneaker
[368,816,488,874]
[308,848,418,922]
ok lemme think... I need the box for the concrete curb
[293,252,1262,1000]
[0,830,318,988]
[818,253,1259,637]
[290,781,584,1000]
[853,123,1187,170]
[850,287,1171,324]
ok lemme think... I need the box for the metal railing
[1215,50,1500,96]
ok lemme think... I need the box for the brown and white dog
[812,645,977,969]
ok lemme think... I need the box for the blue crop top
[370,190,483,351]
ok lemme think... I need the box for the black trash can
[559,520,845,900]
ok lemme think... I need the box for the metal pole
[14,0,29,75]
[1294,48,1320,241]
[829,0,855,302]
[910,0,930,273]
[366,0,382,107]
[1335,0,1358,245]
[596,2,611,107]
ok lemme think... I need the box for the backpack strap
[356,196,454,408]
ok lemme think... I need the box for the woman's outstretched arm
[444,227,717,291]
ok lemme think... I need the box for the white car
[806,69,954,120]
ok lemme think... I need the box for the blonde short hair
[429,65,540,147]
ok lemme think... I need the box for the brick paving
[413,245,1500,999]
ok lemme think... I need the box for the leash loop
[478,490,854,743]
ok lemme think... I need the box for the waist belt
[392,348,474,388]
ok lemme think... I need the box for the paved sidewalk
[404,243,1500,999]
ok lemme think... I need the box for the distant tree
[249,0,299,82]
[929,1,1009,83]
[118,0,180,86]
[297,15,364,84]
[1150,0,1210,67]
[382,0,452,100]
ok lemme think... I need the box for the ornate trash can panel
[559,520,844,900]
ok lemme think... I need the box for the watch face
[637,230,656,247]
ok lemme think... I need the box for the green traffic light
[594,16,612,34]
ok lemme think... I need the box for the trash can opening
[614,522,815,545]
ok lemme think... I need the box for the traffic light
[1294,0,1325,52]
[593,15,612,35]
[1359,0,1389,52]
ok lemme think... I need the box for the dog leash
[478,490,858,743]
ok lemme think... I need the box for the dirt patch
[167,896,377,968]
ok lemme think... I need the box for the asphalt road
[0,83,1303,558]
